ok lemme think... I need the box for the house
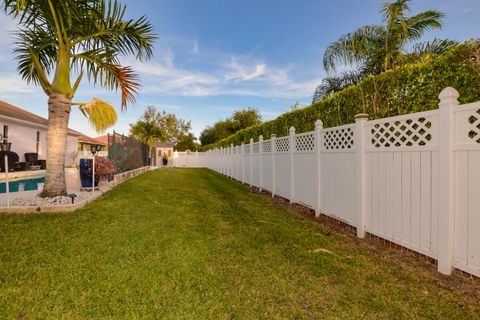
[94,134,110,151]
[0,101,81,166]
[74,135,108,164]
[77,135,106,152]
[152,141,174,166]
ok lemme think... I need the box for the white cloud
[0,74,36,96]
[131,49,321,100]
[224,57,267,82]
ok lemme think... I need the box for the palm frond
[4,0,155,110]
[314,70,365,101]
[72,50,140,110]
[13,27,57,92]
[323,25,385,72]
[79,97,118,132]
[381,0,409,26]
[70,0,156,61]
[404,10,444,41]
[409,38,459,55]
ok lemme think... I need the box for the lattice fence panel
[295,133,315,151]
[262,140,272,153]
[252,143,260,153]
[275,137,290,152]
[468,109,480,143]
[370,117,432,148]
[324,128,354,150]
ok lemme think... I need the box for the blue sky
[0,0,478,139]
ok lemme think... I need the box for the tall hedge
[203,42,480,150]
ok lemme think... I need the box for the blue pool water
[0,177,45,193]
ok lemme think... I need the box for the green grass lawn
[0,169,479,319]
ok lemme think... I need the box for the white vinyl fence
[173,87,480,277]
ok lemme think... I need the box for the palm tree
[129,107,164,165]
[323,0,457,75]
[2,0,156,196]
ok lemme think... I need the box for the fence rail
[173,87,480,278]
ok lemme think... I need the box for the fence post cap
[354,113,369,121]
[249,138,254,143]
[439,87,459,105]
[289,126,296,134]
[315,119,323,128]
[271,134,277,139]
[259,135,263,140]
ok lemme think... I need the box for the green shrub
[203,42,480,150]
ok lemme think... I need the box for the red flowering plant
[94,156,115,181]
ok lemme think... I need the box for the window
[3,125,8,142]
[158,150,162,157]
[168,150,172,157]
[36,131,40,153]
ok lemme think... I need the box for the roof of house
[95,134,109,146]
[77,134,106,146]
[0,100,82,136]
[94,133,125,149]
[154,141,175,148]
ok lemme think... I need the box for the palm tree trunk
[40,93,72,197]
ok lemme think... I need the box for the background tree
[198,126,217,146]
[320,0,457,97]
[155,110,191,144]
[175,133,199,152]
[2,0,156,196]
[129,107,163,149]
[232,108,262,129]
[130,105,193,147]
[199,108,262,145]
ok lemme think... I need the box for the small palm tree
[323,0,456,75]
[2,0,156,196]
[129,107,164,165]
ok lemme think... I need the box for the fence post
[220,147,223,174]
[212,148,215,171]
[289,127,296,203]
[354,113,369,238]
[241,142,245,183]
[271,134,277,198]
[314,120,323,217]
[224,147,227,175]
[224,147,226,175]
[437,87,459,275]
[250,138,255,186]
[230,143,234,178]
[237,145,240,180]
[226,146,229,176]
[259,135,264,192]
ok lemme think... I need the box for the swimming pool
[0,177,45,193]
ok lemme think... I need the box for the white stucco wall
[0,117,79,165]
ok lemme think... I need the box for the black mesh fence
[108,131,149,173]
